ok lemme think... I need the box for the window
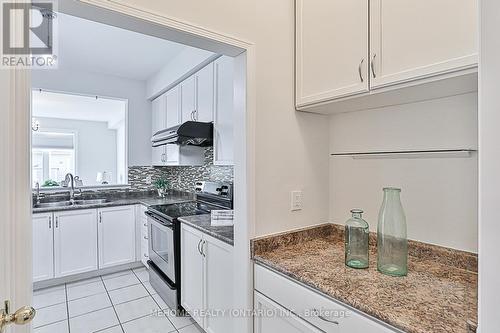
[32,131,76,187]
[32,90,127,187]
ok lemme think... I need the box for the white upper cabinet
[195,63,215,122]
[295,0,369,108]
[369,0,478,89]
[165,86,181,128]
[33,213,54,282]
[181,76,197,123]
[98,206,136,269]
[295,0,478,112]
[213,56,235,165]
[54,209,98,278]
[151,94,167,166]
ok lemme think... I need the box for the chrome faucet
[64,173,81,202]
[35,182,44,205]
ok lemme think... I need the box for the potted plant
[154,178,169,197]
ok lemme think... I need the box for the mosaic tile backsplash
[128,147,233,192]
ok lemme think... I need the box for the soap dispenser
[345,209,369,269]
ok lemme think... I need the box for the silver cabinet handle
[99,212,102,224]
[55,217,58,228]
[197,239,203,256]
[143,223,147,227]
[143,236,148,240]
[201,240,206,258]
[312,308,339,325]
[370,53,377,78]
[144,254,148,258]
[358,58,365,82]
[48,216,52,229]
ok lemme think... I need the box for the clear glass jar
[345,209,369,269]
[377,187,408,277]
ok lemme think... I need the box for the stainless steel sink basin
[34,201,72,208]
[72,199,109,205]
[34,198,110,209]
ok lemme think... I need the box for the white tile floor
[33,267,203,333]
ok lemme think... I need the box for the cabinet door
[255,292,323,333]
[165,87,181,165]
[204,236,234,333]
[180,224,204,327]
[369,0,478,89]
[295,0,369,108]
[152,94,167,166]
[33,213,54,282]
[342,310,395,333]
[213,56,234,165]
[181,76,196,123]
[54,209,98,277]
[98,206,136,269]
[195,63,214,122]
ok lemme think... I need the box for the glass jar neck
[383,188,401,201]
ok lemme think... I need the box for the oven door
[146,212,176,284]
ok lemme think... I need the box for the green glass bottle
[345,209,369,269]
[377,187,408,277]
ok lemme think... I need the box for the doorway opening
[15,2,254,333]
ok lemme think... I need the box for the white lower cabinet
[33,213,54,282]
[54,209,98,278]
[98,206,136,269]
[255,292,325,333]
[254,264,396,333]
[33,205,140,282]
[138,205,149,267]
[181,224,234,332]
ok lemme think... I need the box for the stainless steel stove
[145,181,233,312]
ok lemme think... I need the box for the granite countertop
[251,224,478,333]
[178,214,234,246]
[33,193,193,213]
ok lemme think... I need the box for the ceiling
[56,13,195,81]
[32,90,126,128]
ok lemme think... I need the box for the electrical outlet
[145,175,152,185]
[291,190,303,211]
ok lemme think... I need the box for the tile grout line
[100,274,126,333]
[131,268,179,332]
[65,283,71,333]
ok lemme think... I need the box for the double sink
[34,198,110,209]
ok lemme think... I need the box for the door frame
[1,1,256,332]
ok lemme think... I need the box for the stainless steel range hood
[151,121,213,147]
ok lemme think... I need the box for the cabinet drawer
[254,264,397,333]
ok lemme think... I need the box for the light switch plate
[291,190,303,211]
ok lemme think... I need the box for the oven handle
[145,211,174,229]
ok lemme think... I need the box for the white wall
[36,117,118,185]
[329,93,478,252]
[115,0,330,237]
[146,47,216,99]
[32,68,151,166]
[479,0,500,330]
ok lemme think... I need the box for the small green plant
[42,179,60,187]
[154,178,169,190]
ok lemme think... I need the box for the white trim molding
[0,66,33,333]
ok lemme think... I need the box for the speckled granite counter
[179,215,234,246]
[251,223,477,333]
[33,192,193,214]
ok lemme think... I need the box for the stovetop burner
[148,202,208,221]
